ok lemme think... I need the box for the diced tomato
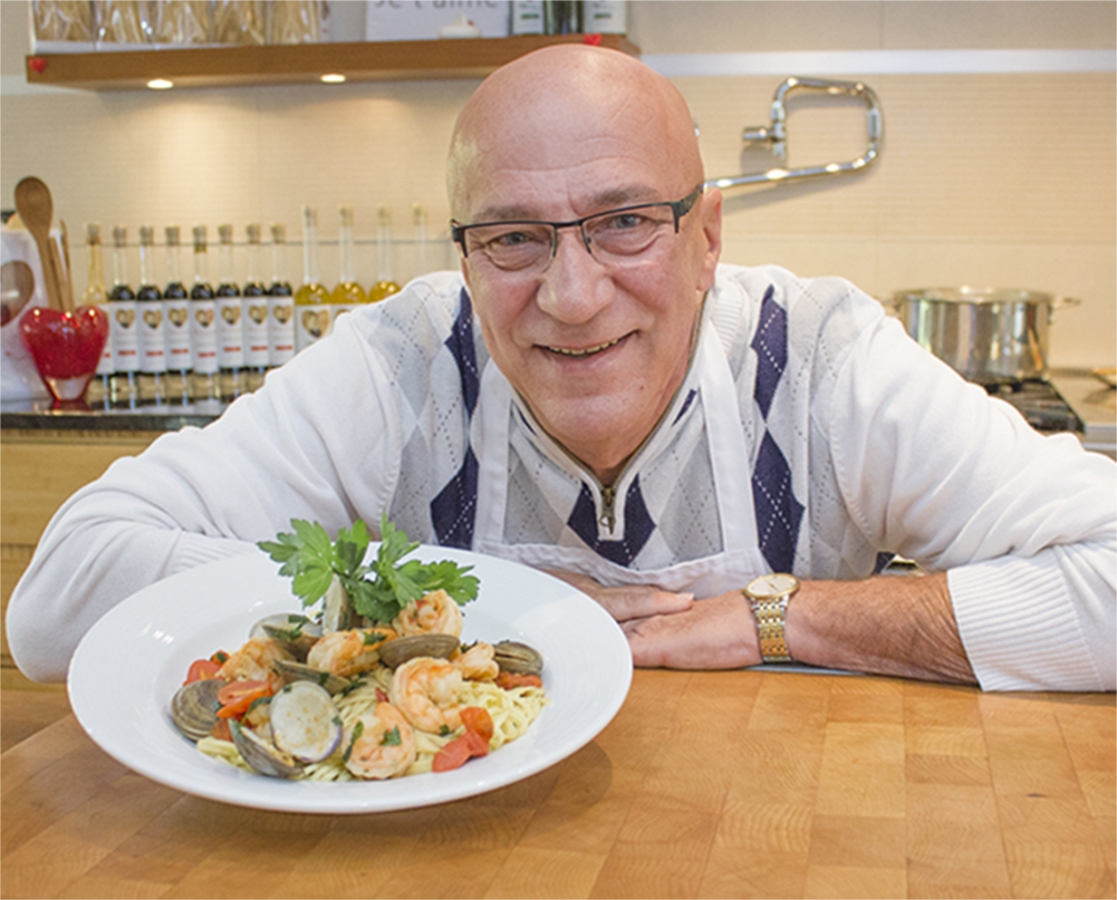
[183,658,222,685]
[461,729,489,758]
[210,718,232,742]
[432,735,473,772]
[215,680,272,719]
[460,706,494,743]
[495,672,543,690]
[375,687,390,704]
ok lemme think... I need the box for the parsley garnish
[257,512,479,623]
[380,726,402,747]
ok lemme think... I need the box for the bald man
[9,46,1115,691]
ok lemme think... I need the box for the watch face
[747,573,799,599]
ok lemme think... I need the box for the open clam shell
[229,720,304,778]
[250,613,322,661]
[273,659,352,695]
[171,678,224,742]
[269,682,343,764]
[378,633,460,670]
[493,640,544,676]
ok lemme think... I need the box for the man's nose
[535,228,614,324]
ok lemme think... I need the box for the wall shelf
[25,34,640,90]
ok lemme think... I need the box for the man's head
[447,44,722,483]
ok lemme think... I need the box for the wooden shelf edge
[26,34,641,90]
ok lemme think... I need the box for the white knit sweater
[7,265,1115,689]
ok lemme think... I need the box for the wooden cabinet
[0,430,159,688]
[26,34,639,90]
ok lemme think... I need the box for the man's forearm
[785,572,977,685]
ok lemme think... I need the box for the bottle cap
[86,222,101,244]
[218,224,234,245]
[246,223,261,244]
[339,206,354,227]
[112,225,128,247]
[165,225,181,246]
[193,225,207,251]
[378,206,392,226]
[270,223,286,244]
[139,225,154,246]
[302,206,317,228]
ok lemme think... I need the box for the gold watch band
[750,596,791,663]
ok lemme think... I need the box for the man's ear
[696,187,723,292]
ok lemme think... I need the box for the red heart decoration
[19,305,108,406]
[28,57,48,75]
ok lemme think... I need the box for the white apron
[471,321,771,599]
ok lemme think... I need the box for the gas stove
[980,377,1084,434]
[974,369,1116,459]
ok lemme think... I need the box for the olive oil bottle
[294,205,330,352]
[83,223,113,410]
[136,225,166,406]
[242,223,270,391]
[162,226,192,406]
[108,225,138,408]
[190,225,220,406]
[215,224,245,402]
[331,205,367,320]
[367,206,401,302]
[267,223,295,368]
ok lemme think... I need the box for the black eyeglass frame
[450,185,705,267]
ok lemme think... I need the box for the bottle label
[163,298,192,372]
[268,296,296,365]
[295,302,330,353]
[190,299,218,374]
[243,297,271,366]
[138,301,167,373]
[110,299,139,372]
[97,301,114,374]
[216,296,245,367]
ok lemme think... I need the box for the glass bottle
[267,223,295,369]
[162,225,192,406]
[189,225,220,407]
[136,225,165,406]
[83,222,113,410]
[294,206,330,353]
[331,205,367,321]
[368,206,401,302]
[242,223,270,391]
[108,225,138,409]
[215,223,245,402]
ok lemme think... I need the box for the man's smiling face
[448,46,722,483]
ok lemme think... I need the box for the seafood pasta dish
[169,518,547,781]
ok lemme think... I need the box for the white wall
[2,0,1114,366]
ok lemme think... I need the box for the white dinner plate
[68,546,632,814]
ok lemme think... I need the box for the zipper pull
[599,484,616,534]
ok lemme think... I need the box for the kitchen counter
[0,398,222,432]
[2,672,1113,898]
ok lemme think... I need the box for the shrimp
[453,641,499,681]
[344,702,417,780]
[392,589,463,638]
[217,636,293,693]
[388,656,464,733]
[306,627,397,678]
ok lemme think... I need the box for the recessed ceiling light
[320,73,346,84]
[147,78,174,90]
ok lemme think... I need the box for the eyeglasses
[450,185,704,274]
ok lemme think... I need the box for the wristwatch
[743,573,800,663]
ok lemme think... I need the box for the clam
[229,719,303,778]
[377,633,460,670]
[493,640,544,677]
[269,682,344,763]
[171,678,224,742]
[250,613,322,661]
[273,659,352,695]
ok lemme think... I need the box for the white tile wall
[2,0,1113,366]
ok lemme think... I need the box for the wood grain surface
[2,671,1113,899]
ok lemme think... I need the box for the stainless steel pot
[888,287,1080,382]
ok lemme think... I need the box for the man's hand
[542,569,695,622]
[622,590,761,669]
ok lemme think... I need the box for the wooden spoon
[14,177,64,312]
